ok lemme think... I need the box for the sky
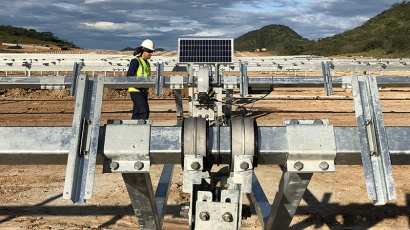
[0,0,404,51]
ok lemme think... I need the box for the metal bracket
[103,120,152,173]
[63,74,104,204]
[351,75,396,205]
[70,62,82,96]
[155,62,164,96]
[223,75,237,90]
[170,75,184,89]
[230,117,256,193]
[286,120,336,173]
[40,75,65,90]
[182,118,208,193]
[322,61,333,96]
[194,189,242,230]
[239,62,249,97]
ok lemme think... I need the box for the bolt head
[199,211,210,221]
[319,161,329,170]
[240,162,249,170]
[110,162,119,170]
[190,162,201,170]
[290,119,299,125]
[134,161,144,170]
[294,161,304,171]
[313,119,323,124]
[222,212,233,222]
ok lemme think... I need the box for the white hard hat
[141,39,155,51]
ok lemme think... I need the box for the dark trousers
[130,92,149,119]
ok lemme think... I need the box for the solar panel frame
[178,38,234,64]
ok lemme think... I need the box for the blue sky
[0,0,404,51]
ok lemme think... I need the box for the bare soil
[1,69,410,229]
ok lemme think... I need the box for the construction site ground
[1,67,410,229]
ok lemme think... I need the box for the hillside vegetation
[234,1,410,57]
[0,25,80,49]
[234,24,310,54]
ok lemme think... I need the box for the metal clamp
[170,75,184,89]
[182,117,208,193]
[286,120,336,173]
[103,120,151,173]
[223,75,237,90]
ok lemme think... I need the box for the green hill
[0,25,80,49]
[234,24,310,54]
[234,1,410,57]
[313,1,410,57]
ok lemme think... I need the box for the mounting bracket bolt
[222,212,233,222]
[290,119,299,125]
[240,161,249,170]
[110,162,119,171]
[199,211,210,221]
[191,162,201,170]
[313,119,323,124]
[294,161,304,171]
[134,161,144,170]
[319,161,329,170]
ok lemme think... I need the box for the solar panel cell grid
[178,38,233,64]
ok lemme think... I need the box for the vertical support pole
[155,62,164,97]
[215,87,223,122]
[122,173,161,230]
[321,61,333,96]
[240,62,249,97]
[63,74,104,204]
[70,62,82,96]
[265,172,313,230]
[188,64,194,117]
[155,164,174,228]
[250,172,271,230]
[225,89,233,121]
[351,75,396,205]
[174,89,184,123]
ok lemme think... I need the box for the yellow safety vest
[128,56,151,92]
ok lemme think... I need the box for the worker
[127,39,155,120]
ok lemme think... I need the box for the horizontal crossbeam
[1,126,409,165]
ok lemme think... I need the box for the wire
[248,90,272,113]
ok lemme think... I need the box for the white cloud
[0,0,404,50]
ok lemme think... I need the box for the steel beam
[1,126,410,166]
[1,76,410,90]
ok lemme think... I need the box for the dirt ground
[1,69,410,229]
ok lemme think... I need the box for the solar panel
[178,38,234,64]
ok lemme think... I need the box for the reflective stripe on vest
[128,56,151,92]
